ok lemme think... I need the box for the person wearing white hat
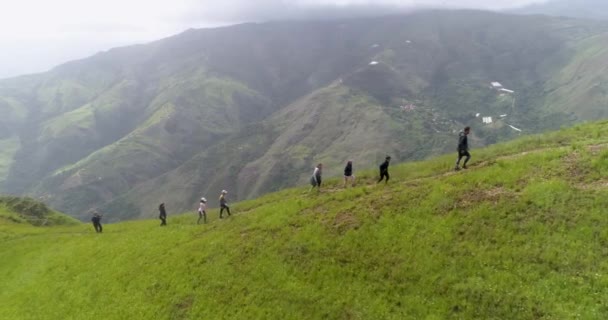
[219,190,231,219]
[197,197,207,224]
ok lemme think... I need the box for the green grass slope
[0,196,79,242]
[3,122,608,319]
[0,196,79,226]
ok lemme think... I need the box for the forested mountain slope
[1,11,608,220]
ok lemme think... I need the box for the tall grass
[2,121,608,319]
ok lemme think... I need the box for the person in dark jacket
[91,211,103,233]
[344,160,355,188]
[378,156,391,184]
[219,190,231,219]
[159,203,167,226]
[455,126,471,171]
[309,163,323,192]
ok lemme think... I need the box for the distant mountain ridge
[514,0,608,20]
[1,10,608,221]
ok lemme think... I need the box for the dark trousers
[198,211,207,224]
[220,205,231,218]
[93,222,102,233]
[456,150,471,167]
[160,216,167,226]
[378,171,390,183]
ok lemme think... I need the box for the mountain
[514,0,608,20]
[3,121,608,318]
[1,10,608,221]
[0,196,78,227]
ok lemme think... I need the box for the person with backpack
[455,126,471,171]
[219,190,231,219]
[344,160,355,188]
[198,198,207,224]
[91,211,103,233]
[159,203,167,226]
[378,156,391,184]
[309,163,323,191]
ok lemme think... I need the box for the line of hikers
[91,127,472,232]
[309,156,392,191]
[89,189,233,231]
[158,190,232,226]
[309,126,472,190]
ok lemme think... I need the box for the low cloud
[0,0,548,79]
[180,0,548,23]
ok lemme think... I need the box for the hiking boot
[462,165,468,170]
[454,166,461,171]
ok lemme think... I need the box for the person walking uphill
[310,163,323,191]
[219,190,231,219]
[159,203,167,226]
[455,126,471,171]
[91,211,103,233]
[198,198,207,224]
[378,156,391,184]
[344,160,355,188]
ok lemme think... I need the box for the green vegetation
[2,122,608,318]
[0,137,19,181]
[0,196,79,243]
[543,34,608,120]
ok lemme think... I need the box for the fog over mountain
[515,0,608,20]
[1,0,547,78]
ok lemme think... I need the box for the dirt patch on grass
[588,143,608,155]
[333,211,361,234]
[300,204,330,216]
[575,179,608,191]
[455,187,516,210]
[562,151,588,181]
[171,295,195,319]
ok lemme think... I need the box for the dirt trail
[320,142,608,194]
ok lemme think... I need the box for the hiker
[198,198,207,224]
[344,160,355,188]
[219,190,231,219]
[159,203,167,226]
[455,126,471,171]
[378,156,391,184]
[91,211,103,233]
[309,163,323,191]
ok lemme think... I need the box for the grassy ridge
[2,122,608,319]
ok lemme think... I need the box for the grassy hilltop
[2,121,608,319]
[0,196,78,228]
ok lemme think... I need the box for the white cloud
[0,0,547,79]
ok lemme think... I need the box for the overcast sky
[0,0,547,79]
